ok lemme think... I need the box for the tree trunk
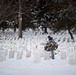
[19,15,22,38]
[44,27,48,33]
[14,26,16,32]
[67,25,74,42]
[18,0,22,38]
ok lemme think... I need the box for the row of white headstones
[59,45,76,65]
[0,45,53,63]
[54,35,76,65]
[0,44,76,65]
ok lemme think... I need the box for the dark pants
[51,50,55,59]
[46,48,55,59]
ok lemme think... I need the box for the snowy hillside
[0,29,76,75]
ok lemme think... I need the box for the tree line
[0,0,76,41]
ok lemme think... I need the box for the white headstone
[0,50,6,62]
[33,51,41,63]
[26,50,31,58]
[9,50,15,58]
[66,50,69,57]
[16,50,23,59]
[60,51,66,59]
[44,51,50,60]
[13,46,17,52]
[40,50,44,57]
[68,54,76,65]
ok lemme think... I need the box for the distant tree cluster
[0,0,76,40]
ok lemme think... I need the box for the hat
[48,36,53,40]
[48,36,51,38]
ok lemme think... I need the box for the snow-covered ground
[0,29,76,75]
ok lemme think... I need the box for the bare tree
[18,0,22,38]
